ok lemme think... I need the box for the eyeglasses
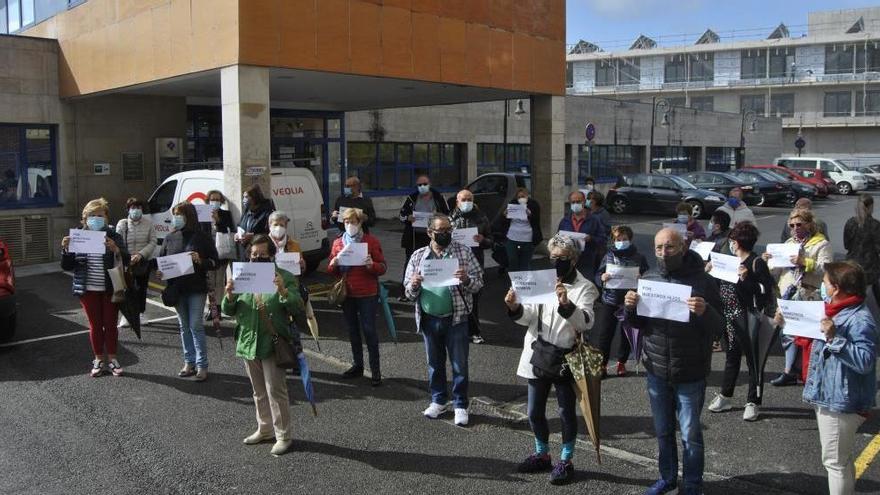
[549,256,571,261]
[655,244,680,253]
[430,228,452,234]
[789,222,804,228]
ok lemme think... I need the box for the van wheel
[610,197,629,214]
[686,200,704,219]
[756,194,766,207]
[837,182,852,195]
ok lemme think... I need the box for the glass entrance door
[270,111,345,205]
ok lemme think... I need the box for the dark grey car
[606,173,726,219]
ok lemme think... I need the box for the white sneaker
[423,402,450,419]
[707,393,732,412]
[243,431,274,445]
[454,408,469,427]
[743,402,760,422]
[270,438,293,456]
[471,335,485,344]
[118,316,129,328]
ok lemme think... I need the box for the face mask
[459,201,474,213]
[128,209,142,221]
[86,216,105,231]
[209,201,222,210]
[343,187,353,196]
[417,184,430,195]
[251,256,273,263]
[614,240,631,251]
[344,224,361,237]
[708,222,716,233]
[433,231,452,248]
[657,252,684,275]
[727,198,740,208]
[584,185,594,192]
[555,258,573,279]
[517,197,529,205]
[586,199,593,209]
[729,241,737,253]
[270,225,286,239]
[820,283,833,303]
[570,203,584,214]
[677,214,690,223]
[172,215,186,230]
[242,196,250,209]
[794,227,808,240]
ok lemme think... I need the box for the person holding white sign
[116,197,158,327]
[557,190,605,281]
[328,208,387,386]
[594,225,649,377]
[158,202,219,382]
[397,174,450,302]
[202,190,236,321]
[623,227,722,495]
[61,198,129,378]
[671,202,706,249]
[773,262,877,495]
[222,235,304,457]
[763,209,832,387]
[704,222,776,421]
[450,189,493,344]
[404,214,484,427]
[331,176,376,231]
[503,234,598,485]
[492,188,543,272]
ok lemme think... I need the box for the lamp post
[502,99,526,171]
[739,110,757,167]
[649,97,670,172]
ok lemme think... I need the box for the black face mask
[555,258,573,279]
[250,257,273,263]
[657,252,684,275]
[433,232,452,248]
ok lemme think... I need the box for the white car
[774,156,868,195]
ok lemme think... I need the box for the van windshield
[832,160,852,171]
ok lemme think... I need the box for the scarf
[340,230,364,273]
[825,294,864,318]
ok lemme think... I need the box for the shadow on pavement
[706,472,880,495]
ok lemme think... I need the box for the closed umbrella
[117,268,141,339]
[377,282,398,343]
[734,309,779,401]
[565,338,604,464]
[297,352,317,416]
[304,299,321,352]
[206,289,223,349]
[616,308,641,374]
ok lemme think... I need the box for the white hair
[268,211,289,224]
[547,234,581,260]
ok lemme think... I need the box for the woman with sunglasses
[763,209,833,387]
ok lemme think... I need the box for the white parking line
[0,330,89,347]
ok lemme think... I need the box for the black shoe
[517,453,552,473]
[549,460,573,485]
[397,295,410,303]
[342,366,364,378]
[289,365,300,376]
[371,373,382,387]
[770,372,797,386]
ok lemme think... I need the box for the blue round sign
[585,122,596,142]
[795,137,806,150]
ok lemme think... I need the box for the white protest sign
[662,222,688,236]
[509,269,558,305]
[557,230,588,249]
[231,262,277,294]
[157,252,195,280]
[336,242,368,266]
[413,211,432,229]
[195,204,213,222]
[452,227,479,248]
[507,204,528,220]
[421,258,460,288]
[766,243,800,269]
[605,265,639,289]
[778,299,826,340]
[709,252,741,284]
[275,252,301,276]
[68,228,106,255]
[637,279,691,323]
[690,241,715,261]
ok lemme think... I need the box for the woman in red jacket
[328,208,387,386]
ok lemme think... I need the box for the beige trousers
[816,406,866,495]
[245,355,291,441]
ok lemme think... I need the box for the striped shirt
[85,253,105,292]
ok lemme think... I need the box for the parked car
[0,237,15,342]
[461,172,532,225]
[775,156,868,195]
[851,164,880,189]
[791,168,838,194]
[760,168,817,200]
[678,171,761,205]
[606,173,726,218]
[728,169,797,206]
[747,164,830,198]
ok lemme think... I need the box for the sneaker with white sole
[194,368,208,382]
[243,431,275,445]
[90,359,105,378]
[707,393,732,412]
[423,402,450,419]
[743,402,760,421]
[270,439,293,456]
[118,316,129,328]
[471,335,485,344]
[107,359,124,377]
[454,408,469,427]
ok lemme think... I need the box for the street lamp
[649,97,670,171]
[503,99,527,171]
[739,110,758,166]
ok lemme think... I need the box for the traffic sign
[794,137,805,150]
[585,122,596,142]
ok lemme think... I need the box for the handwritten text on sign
[421,258,460,288]
[509,269,558,304]
[69,229,106,255]
[778,299,826,340]
[231,262,276,294]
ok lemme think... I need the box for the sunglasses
[789,222,804,228]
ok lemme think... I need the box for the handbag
[256,297,299,369]
[327,273,348,307]
[215,232,236,260]
[107,258,128,304]
[161,282,180,307]
[529,306,573,380]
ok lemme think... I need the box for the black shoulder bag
[530,305,573,380]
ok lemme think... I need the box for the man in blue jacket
[558,190,606,281]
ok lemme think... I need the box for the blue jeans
[505,240,534,272]
[421,314,469,408]
[527,377,578,445]
[176,292,208,369]
[781,334,800,373]
[646,372,706,491]
[342,295,380,373]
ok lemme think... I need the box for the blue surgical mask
[820,283,831,303]
[708,221,716,232]
[677,214,690,223]
[128,208,142,221]
[417,184,430,194]
[172,215,186,230]
[614,240,631,251]
[727,198,741,208]
[570,203,584,214]
[209,201,222,210]
[459,201,474,213]
[343,187,353,196]
[86,216,105,231]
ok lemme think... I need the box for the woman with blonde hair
[61,198,129,377]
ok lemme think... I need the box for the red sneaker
[615,361,628,377]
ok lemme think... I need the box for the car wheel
[756,193,766,207]
[686,200,704,219]
[837,182,852,195]
[0,312,14,342]
[610,197,629,214]
[785,192,797,206]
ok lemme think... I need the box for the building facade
[566,7,880,165]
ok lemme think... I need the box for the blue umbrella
[297,352,317,416]
[377,282,398,344]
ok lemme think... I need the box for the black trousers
[721,333,761,404]
[402,231,431,285]
[592,301,631,367]
[468,289,482,337]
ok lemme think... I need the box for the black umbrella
[734,309,779,401]
[117,271,142,339]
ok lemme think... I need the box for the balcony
[782,112,880,128]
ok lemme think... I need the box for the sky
[566,0,879,51]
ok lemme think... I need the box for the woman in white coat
[504,234,599,486]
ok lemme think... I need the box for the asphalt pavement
[2,192,879,494]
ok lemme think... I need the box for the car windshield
[668,175,696,190]
[761,170,790,182]
[833,160,852,171]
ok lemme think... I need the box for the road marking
[855,434,880,479]
[0,330,89,347]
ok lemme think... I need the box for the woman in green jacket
[222,234,304,457]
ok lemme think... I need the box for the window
[705,147,742,172]
[665,54,687,83]
[768,48,791,78]
[824,91,852,117]
[618,58,640,86]
[566,62,573,88]
[21,0,32,26]
[148,180,177,214]
[690,96,714,112]
[825,44,855,75]
[689,52,714,81]
[0,124,58,207]
[741,49,766,79]
[856,90,880,116]
[577,145,642,183]
[856,42,880,72]
[770,93,795,117]
[469,175,508,195]
[740,95,766,116]
[346,142,463,195]
[595,60,616,87]
[651,146,700,174]
[7,0,20,32]
[667,97,686,107]
[477,143,530,175]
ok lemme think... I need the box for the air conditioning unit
[0,215,51,264]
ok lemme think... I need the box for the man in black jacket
[331,176,376,231]
[623,227,722,495]
[397,174,450,302]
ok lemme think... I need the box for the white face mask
[345,223,361,237]
[270,225,286,240]
[517,197,528,205]
[459,201,474,213]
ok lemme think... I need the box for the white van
[146,168,329,272]
[774,156,868,195]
